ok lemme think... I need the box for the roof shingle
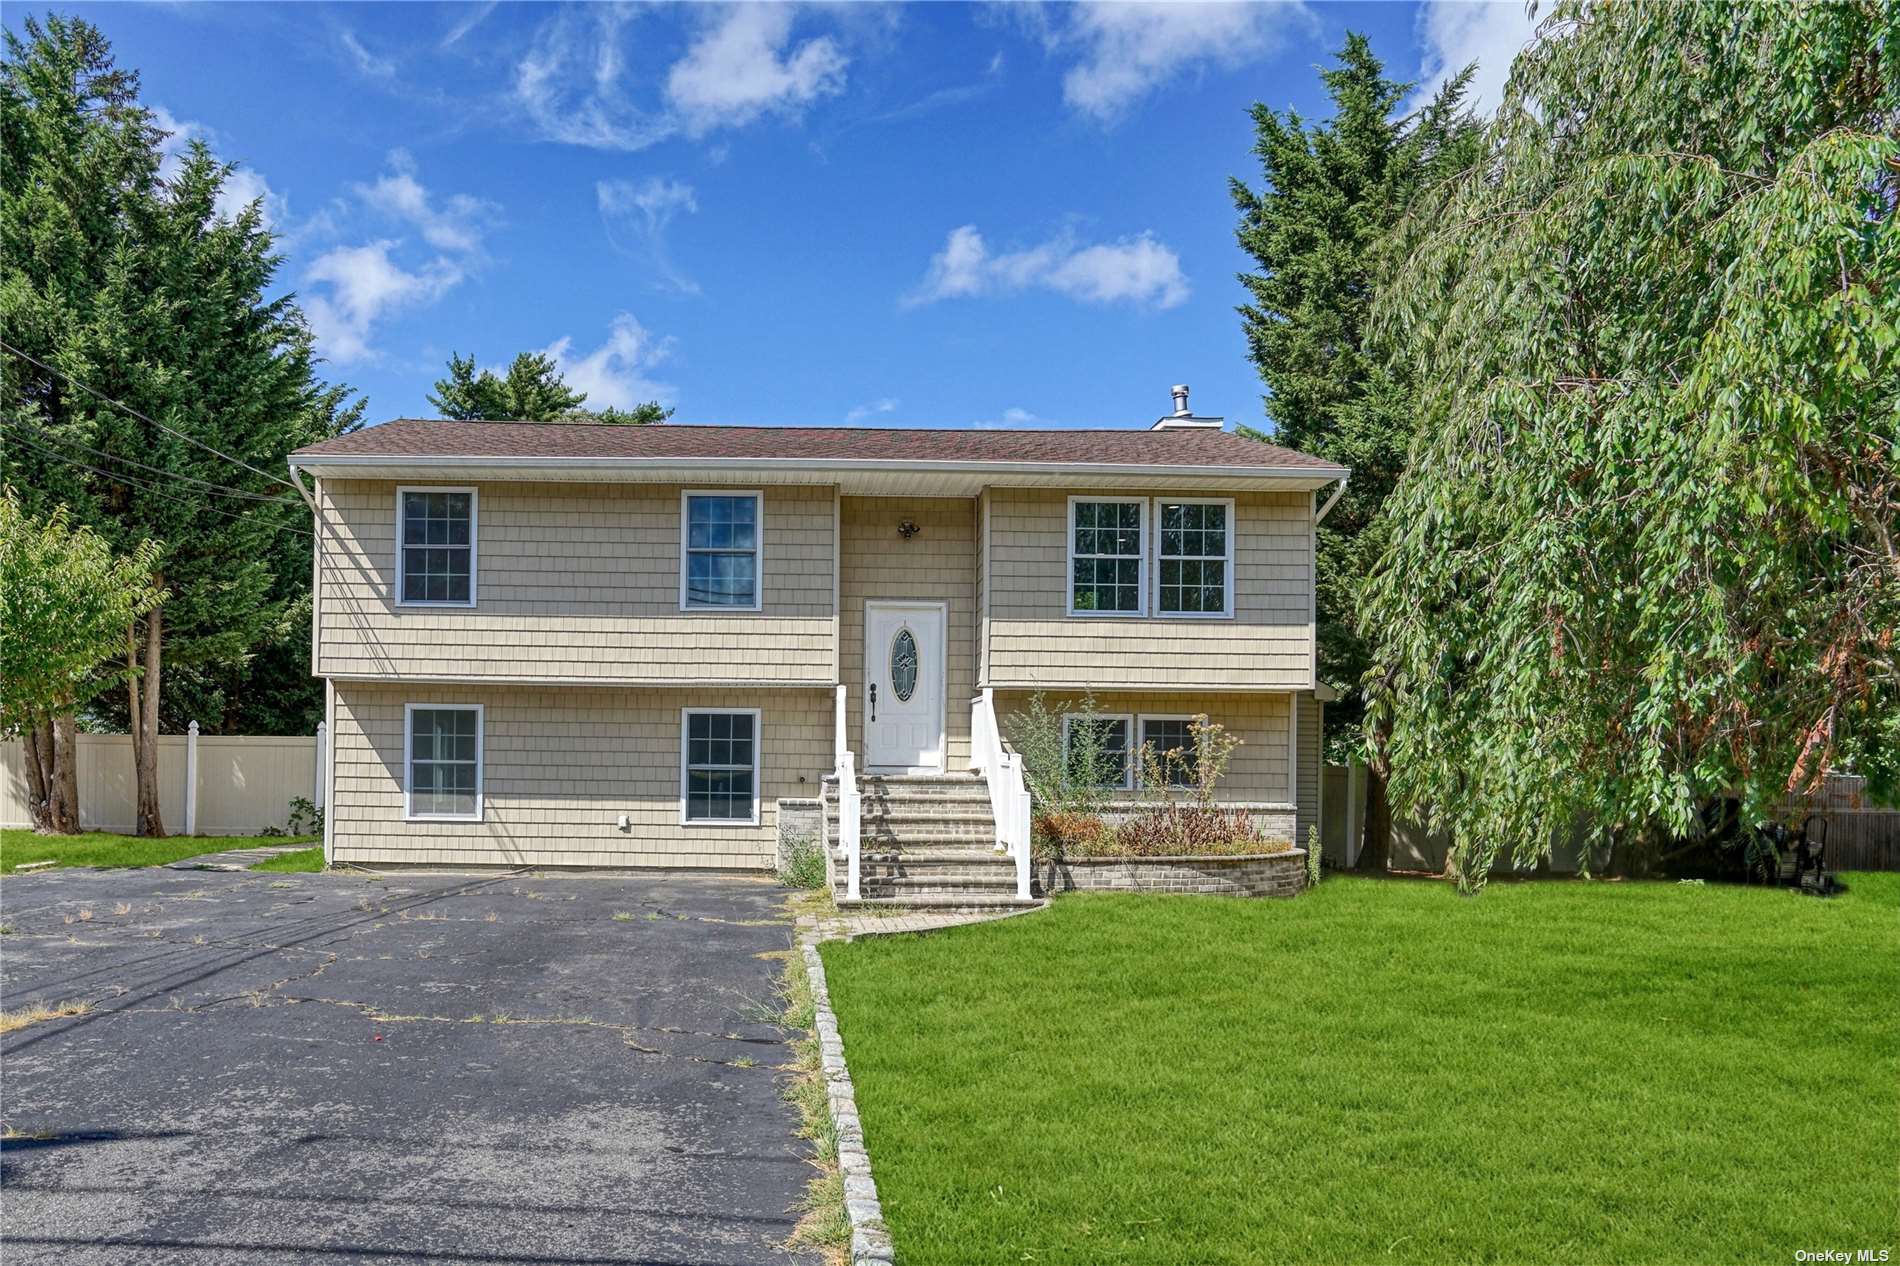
[291,419,1339,471]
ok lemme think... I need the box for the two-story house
[287,388,1348,906]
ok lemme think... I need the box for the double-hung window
[1068,498,1145,616]
[404,704,483,821]
[1062,713,1133,791]
[1155,499,1233,616]
[397,488,476,606]
[681,492,762,611]
[681,708,761,825]
[1138,716,1198,788]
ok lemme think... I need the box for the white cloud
[905,224,1189,310]
[511,3,851,151]
[340,29,395,80]
[442,1,498,49]
[665,4,848,136]
[845,397,899,424]
[513,6,675,152]
[151,106,287,228]
[357,149,497,255]
[540,314,676,411]
[1047,2,1312,122]
[1408,0,1542,116]
[304,242,462,363]
[597,177,701,294]
[975,407,1045,430]
[303,155,494,364]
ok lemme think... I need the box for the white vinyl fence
[1,724,324,837]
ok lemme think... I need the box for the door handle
[869,682,877,723]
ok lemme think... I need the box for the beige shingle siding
[330,681,829,868]
[316,479,835,684]
[984,487,1314,690]
[992,689,1294,806]
[838,497,977,769]
[1296,692,1322,844]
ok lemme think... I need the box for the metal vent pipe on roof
[1171,384,1191,416]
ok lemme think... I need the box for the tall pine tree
[1232,34,1480,869]
[1,14,361,832]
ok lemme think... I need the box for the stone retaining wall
[775,797,823,875]
[1041,850,1307,898]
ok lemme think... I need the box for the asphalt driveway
[0,864,819,1265]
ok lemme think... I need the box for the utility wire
[0,337,306,494]
[2,421,313,539]
[1,411,301,505]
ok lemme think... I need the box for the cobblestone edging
[799,932,895,1265]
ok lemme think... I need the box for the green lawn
[820,875,1900,1265]
[249,845,325,873]
[0,829,316,874]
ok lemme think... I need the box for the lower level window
[1063,713,1132,791]
[682,709,760,824]
[406,704,482,820]
[1139,717,1198,788]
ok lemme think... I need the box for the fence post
[1345,760,1365,868]
[314,721,328,809]
[184,720,200,836]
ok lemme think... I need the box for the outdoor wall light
[897,519,920,540]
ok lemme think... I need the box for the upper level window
[398,488,476,606]
[1068,498,1145,616]
[681,708,761,825]
[1156,499,1233,616]
[681,491,762,611]
[404,704,483,821]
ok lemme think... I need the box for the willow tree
[1361,0,1898,883]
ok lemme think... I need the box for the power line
[3,421,313,539]
[1,412,300,505]
[0,338,306,493]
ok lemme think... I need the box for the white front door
[864,601,946,774]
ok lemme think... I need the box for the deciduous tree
[1361,0,1898,883]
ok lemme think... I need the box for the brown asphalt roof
[291,419,1340,470]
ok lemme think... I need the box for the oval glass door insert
[890,628,918,702]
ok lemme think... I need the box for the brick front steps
[823,773,1031,909]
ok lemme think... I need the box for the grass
[249,845,325,873]
[820,874,1900,1265]
[0,999,92,1035]
[0,829,314,874]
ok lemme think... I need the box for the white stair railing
[835,685,861,901]
[971,689,1032,899]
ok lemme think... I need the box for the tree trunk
[1356,763,1393,873]
[133,603,166,838]
[52,712,80,833]
[22,716,54,833]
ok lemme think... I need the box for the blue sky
[18,2,1536,433]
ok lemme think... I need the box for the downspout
[1314,472,1349,525]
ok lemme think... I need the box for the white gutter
[287,453,1352,483]
[284,458,318,510]
[1314,472,1350,524]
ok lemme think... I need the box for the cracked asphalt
[0,864,821,1265]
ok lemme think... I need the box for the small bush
[1096,805,1290,858]
[778,833,828,890]
[1032,811,1110,860]
[287,796,324,836]
[1305,824,1322,887]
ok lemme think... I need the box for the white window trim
[1062,711,1136,791]
[679,706,763,827]
[1152,496,1236,619]
[394,486,479,609]
[1066,496,1148,619]
[402,702,484,823]
[679,490,765,613]
[1137,713,1199,789]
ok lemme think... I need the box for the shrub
[1010,691,1114,818]
[1032,810,1110,861]
[1101,804,1290,858]
[1305,824,1322,887]
[287,796,324,837]
[778,832,828,890]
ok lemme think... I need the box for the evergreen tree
[1231,34,1481,869]
[1362,0,1897,884]
[1,14,360,833]
[428,350,671,424]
